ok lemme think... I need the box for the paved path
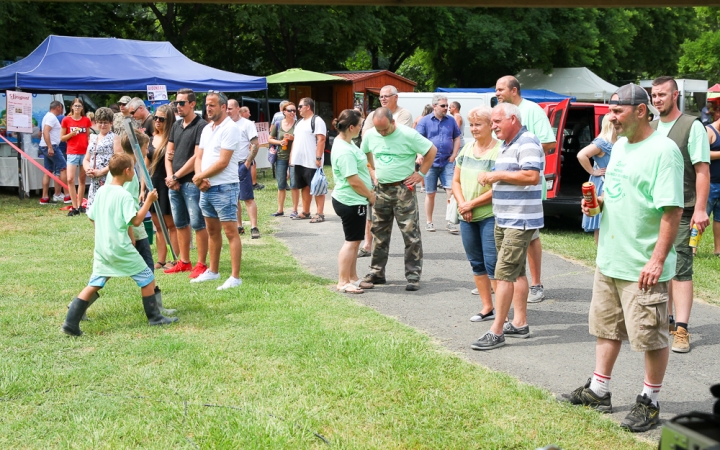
[275,192,719,440]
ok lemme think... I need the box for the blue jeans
[168,181,206,230]
[707,182,720,221]
[276,159,290,190]
[459,216,497,278]
[200,183,239,222]
[425,161,455,194]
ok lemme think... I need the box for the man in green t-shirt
[561,84,683,433]
[361,107,436,291]
[650,76,711,354]
[496,75,556,304]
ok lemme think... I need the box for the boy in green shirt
[62,153,178,336]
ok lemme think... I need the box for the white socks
[589,372,611,397]
[641,381,662,406]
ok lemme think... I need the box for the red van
[540,99,610,216]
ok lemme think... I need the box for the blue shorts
[707,183,720,221]
[425,162,454,194]
[39,145,67,175]
[89,266,155,288]
[200,182,239,222]
[169,182,206,230]
[66,154,85,167]
[237,163,254,201]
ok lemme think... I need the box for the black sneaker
[470,331,505,350]
[78,206,86,214]
[251,227,260,239]
[559,378,613,413]
[362,273,386,285]
[238,226,245,235]
[67,208,79,217]
[620,394,660,432]
[253,183,265,191]
[470,310,495,322]
[502,321,530,338]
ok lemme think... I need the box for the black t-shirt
[142,115,154,139]
[169,115,207,184]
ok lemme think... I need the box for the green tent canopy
[266,68,345,84]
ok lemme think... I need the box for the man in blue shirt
[416,94,462,234]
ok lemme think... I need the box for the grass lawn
[0,178,652,450]
[541,216,720,307]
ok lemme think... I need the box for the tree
[678,7,720,84]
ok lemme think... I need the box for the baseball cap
[610,83,660,117]
[118,96,132,105]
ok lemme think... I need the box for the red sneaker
[189,262,208,279]
[63,195,72,204]
[164,260,192,274]
[39,197,50,205]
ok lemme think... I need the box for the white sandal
[338,283,364,294]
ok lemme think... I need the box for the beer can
[582,182,601,216]
[689,224,702,248]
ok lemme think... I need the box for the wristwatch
[172,175,178,181]
[316,157,322,161]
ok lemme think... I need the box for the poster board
[5,90,32,133]
[255,122,270,146]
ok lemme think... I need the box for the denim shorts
[276,159,290,190]
[425,161,454,194]
[459,216,497,278]
[200,182,239,222]
[66,154,85,167]
[237,163,254,201]
[39,145,67,175]
[169,182,206,230]
[707,182,720,221]
[89,266,155,288]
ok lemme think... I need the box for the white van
[397,92,497,141]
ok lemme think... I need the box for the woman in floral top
[82,107,116,212]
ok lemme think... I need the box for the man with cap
[650,76,710,354]
[561,84,683,433]
[113,95,132,135]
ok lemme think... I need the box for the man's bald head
[227,99,241,121]
[372,107,396,137]
[495,75,522,105]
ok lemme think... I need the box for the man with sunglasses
[164,88,210,279]
[416,93,462,234]
[126,98,154,138]
[112,95,132,135]
[228,99,261,239]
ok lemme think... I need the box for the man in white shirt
[39,100,68,204]
[290,97,327,222]
[228,99,261,239]
[192,91,243,290]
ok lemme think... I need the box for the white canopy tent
[516,67,618,102]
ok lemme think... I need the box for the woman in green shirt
[268,102,297,216]
[452,106,500,322]
[331,109,376,294]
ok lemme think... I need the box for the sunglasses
[129,109,138,115]
[285,109,296,113]
[207,90,227,102]
[438,104,448,108]
[154,116,166,123]
[173,100,187,107]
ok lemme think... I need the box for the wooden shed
[286,70,416,127]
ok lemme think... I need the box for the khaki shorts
[589,268,670,352]
[494,226,536,282]
[531,228,540,240]
[674,214,693,281]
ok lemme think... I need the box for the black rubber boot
[143,294,179,326]
[62,297,91,336]
[67,291,99,321]
[155,286,177,316]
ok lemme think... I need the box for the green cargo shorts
[494,226,536,282]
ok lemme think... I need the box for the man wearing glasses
[227,99,261,239]
[125,98,155,138]
[416,93,462,234]
[163,88,210,279]
[362,85,413,135]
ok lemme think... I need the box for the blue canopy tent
[0,35,267,92]
[435,87,575,103]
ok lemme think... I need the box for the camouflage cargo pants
[369,184,423,282]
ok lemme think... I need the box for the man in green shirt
[650,76,711,354]
[361,107,437,291]
[496,76,556,304]
[561,84,683,433]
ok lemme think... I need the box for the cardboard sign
[255,122,270,145]
[147,85,168,101]
[6,90,33,133]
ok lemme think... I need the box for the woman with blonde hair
[452,105,500,322]
[577,114,617,243]
[148,104,179,269]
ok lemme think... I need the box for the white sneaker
[52,193,64,203]
[217,276,242,290]
[426,223,435,232]
[190,270,220,283]
[528,284,545,303]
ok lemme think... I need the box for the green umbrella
[266,68,345,84]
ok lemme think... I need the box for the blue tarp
[435,87,575,103]
[0,35,267,93]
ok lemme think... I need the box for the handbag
[310,167,328,196]
[446,196,459,224]
[267,147,278,165]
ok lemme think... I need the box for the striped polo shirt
[492,126,544,230]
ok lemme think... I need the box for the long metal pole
[122,117,176,261]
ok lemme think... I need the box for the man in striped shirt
[471,102,544,351]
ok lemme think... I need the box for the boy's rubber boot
[143,295,179,326]
[62,297,92,336]
[154,286,177,316]
[67,291,99,321]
